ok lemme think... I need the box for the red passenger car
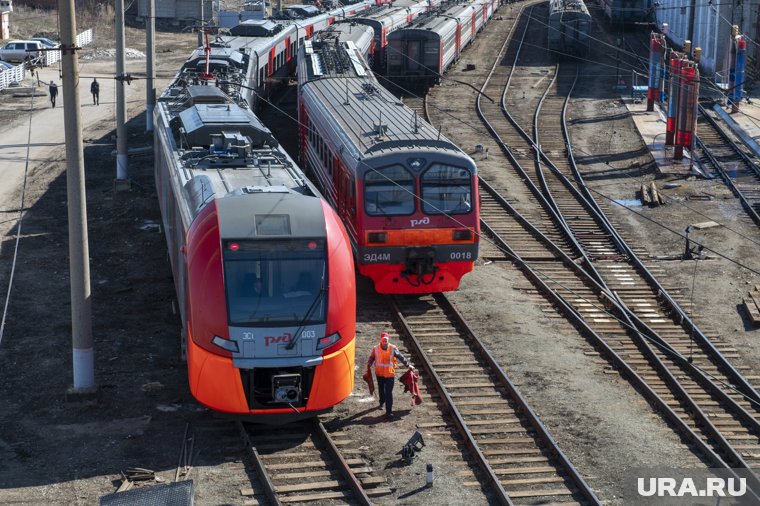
[298,37,479,294]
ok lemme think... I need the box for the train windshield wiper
[285,265,326,351]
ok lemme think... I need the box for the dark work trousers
[376,376,395,415]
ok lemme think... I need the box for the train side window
[349,176,356,215]
[364,165,415,216]
[421,163,472,214]
[259,67,265,85]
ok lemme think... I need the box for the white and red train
[386,0,498,86]
[352,0,441,71]
[154,42,356,420]
[298,35,480,294]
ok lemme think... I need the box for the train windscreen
[364,165,415,215]
[223,239,327,326]
[421,164,472,214]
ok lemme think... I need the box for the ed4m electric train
[548,0,591,57]
[298,35,480,294]
[386,0,498,87]
[154,42,356,420]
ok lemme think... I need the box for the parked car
[31,37,59,48]
[0,40,45,63]
[0,61,14,70]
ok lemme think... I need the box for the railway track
[696,105,760,225]
[390,293,601,505]
[422,0,760,495]
[236,419,389,504]
[620,32,760,229]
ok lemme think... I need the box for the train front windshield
[223,239,327,326]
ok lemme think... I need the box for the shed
[137,0,212,22]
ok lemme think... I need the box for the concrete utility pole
[198,0,204,46]
[58,0,95,393]
[115,0,128,180]
[146,0,156,133]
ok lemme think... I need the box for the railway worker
[366,332,412,420]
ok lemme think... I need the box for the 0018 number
[449,251,472,261]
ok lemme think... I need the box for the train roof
[157,60,318,219]
[218,191,326,240]
[396,3,473,33]
[230,19,284,37]
[314,21,374,48]
[549,0,590,14]
[299,39,467,161]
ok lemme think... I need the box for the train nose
[402,247,436,282]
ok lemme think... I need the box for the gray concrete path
[0,61,149,223]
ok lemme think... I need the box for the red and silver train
[353,0,441,71]
[386,0,498,86]
[216,0,379,108]
[298,35,480,294]
[154,44,356,420]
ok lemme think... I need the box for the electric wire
[378,6,760,258]
[0,81,36,348]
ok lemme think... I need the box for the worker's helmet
[379,332,390,343]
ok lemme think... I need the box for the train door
[455,23,461,59]
[407,38,422,72]
[336,161,357,237]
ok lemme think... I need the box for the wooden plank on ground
[743,297,760,326]
[691,221,720,229]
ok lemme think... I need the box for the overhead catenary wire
[380,9,760,252]
[0,81,36,348]
[179,1,760,409]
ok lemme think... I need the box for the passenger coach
[298,37,479,294]
[386,0,497,86]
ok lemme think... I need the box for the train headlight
[367,232,387,244]
[212,335,239,353]
[316,332,341,350]
[452,229,472,241]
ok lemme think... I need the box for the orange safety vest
[373,344,397,378]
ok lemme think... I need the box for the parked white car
[0,40,45,63]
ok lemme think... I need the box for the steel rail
[534,61,760,487]
[696,104,760,226]
[478,180,760,499]
[313,420,373,506]
[389,296,515,506]
[436,293,602,506]
[470,7,760,493]
[389,294,601,505]
[236,420,282,506]
[236,419,373,505]
[542,66,760,431]
[558,78,760,408]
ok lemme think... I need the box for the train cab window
[421,164,472,214]
[259,67,265,85]
[364,165,415,216]
[222,239,327,326]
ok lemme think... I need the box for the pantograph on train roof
[300,39,461,154]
